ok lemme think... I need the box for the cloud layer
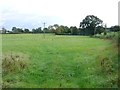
[0,0,119,30]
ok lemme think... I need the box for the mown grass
[2,34,118,88]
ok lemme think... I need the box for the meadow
[2,34,118,88]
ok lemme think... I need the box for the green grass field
[2,34,118,88]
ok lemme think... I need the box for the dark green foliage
[54,25,71,35]
[80,15,103,35]
[47,25,55,33]
[1,27,7,34]
[110,25,120,32]
[43,28,49,33]
[32,27,43,33]
[32,28,36,33]
[12,27,24,34]
[64,26,71,33]
[4,15,120,36]
[96,26,105,34]
[93,31,120,44]
[70,26,79,35]
[103,31,107,36]
[24,28,29,33]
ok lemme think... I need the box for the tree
[1,27,7,34]
[12,27,23,33]
[48,25,55,33]
[55,27,62,35]
[32,27,42,33]
[58,25,65,34]
[96,26,105,34]
[12,27,17,33]
[17,28,24,33]
[36,27,42,33]
[32,28,36,33]
[43,28,49,33]
[64,26,71,34]
[54,25,66,35]
[53,24,59,30]
[110,25,120,32]
[53,24,61,35]
[24,28,29,33]
[53,25,71,35]
[80,15,103,35]
[70,26,79,35]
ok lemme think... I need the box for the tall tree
[24,28,29,33]
[12,27,23,33]
[17,28,24,33]
[64,26,71,34]
[32,28,36,33]
[110,25,120,32]
[96,26,105,34]
[80,15,103,35]
[1,27,7,34]
[43,28,49,33]
[53,24,59,30]
[53,24,61,35]
[48,25,55,33]
[70,26,79,35]
[36,27,42,33]
[12,27,17,33]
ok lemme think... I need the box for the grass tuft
[2,52,29,75]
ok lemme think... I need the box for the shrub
[93,31,120,42]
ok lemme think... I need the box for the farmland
[2,34,118,88]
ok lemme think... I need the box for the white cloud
[0,0,119,30]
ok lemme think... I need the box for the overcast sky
[0,0,119,30]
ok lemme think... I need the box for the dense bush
[93,31,120,44]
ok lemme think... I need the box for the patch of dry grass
[2,52,29,75]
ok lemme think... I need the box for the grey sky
[0,0,119,30]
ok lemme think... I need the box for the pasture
[2,34,118,88]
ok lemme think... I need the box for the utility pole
[43,22,46,38]
[103,23,107,35]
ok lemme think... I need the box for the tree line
[1,15,120,35]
